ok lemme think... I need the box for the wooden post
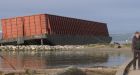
[41,39,43,45]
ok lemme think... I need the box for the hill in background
[110,33,133,44]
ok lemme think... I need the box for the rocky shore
[0,43,131,52]
[0,45,85,51]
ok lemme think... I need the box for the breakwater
[0,45,85,51]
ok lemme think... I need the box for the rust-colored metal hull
[0,14,111,45]
[48,14,109,36]
[1,14,48,40]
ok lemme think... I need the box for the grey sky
[0,0,140,34]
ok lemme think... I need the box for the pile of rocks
[0,45,85,51]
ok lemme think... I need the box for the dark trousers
[133,51,140,69]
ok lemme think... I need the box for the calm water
[0,49,132,70]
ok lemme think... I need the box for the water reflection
[0,49,131,70]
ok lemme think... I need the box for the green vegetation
[57,66,86,75]
[123,43,131,48]
[87,43,132,48]
[85,68,116,75]
[57,66,116,75]
[25,69,36,75]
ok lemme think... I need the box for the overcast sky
[0,0,140,34]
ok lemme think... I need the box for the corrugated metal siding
[1,14,49,40]
[17,17,24,38]
[23,14,48,37]
[47,14,109,36]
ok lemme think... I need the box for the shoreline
[0,67,117,75]
[0,44,132,75]
[0,44,131,52]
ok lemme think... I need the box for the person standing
[132,32,140,70]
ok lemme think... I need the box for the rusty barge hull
[0,14,112,45]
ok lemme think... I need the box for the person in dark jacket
[132,32,140,70]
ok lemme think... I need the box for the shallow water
[0,48,132,70]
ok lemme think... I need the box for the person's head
[134,32,140,38]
